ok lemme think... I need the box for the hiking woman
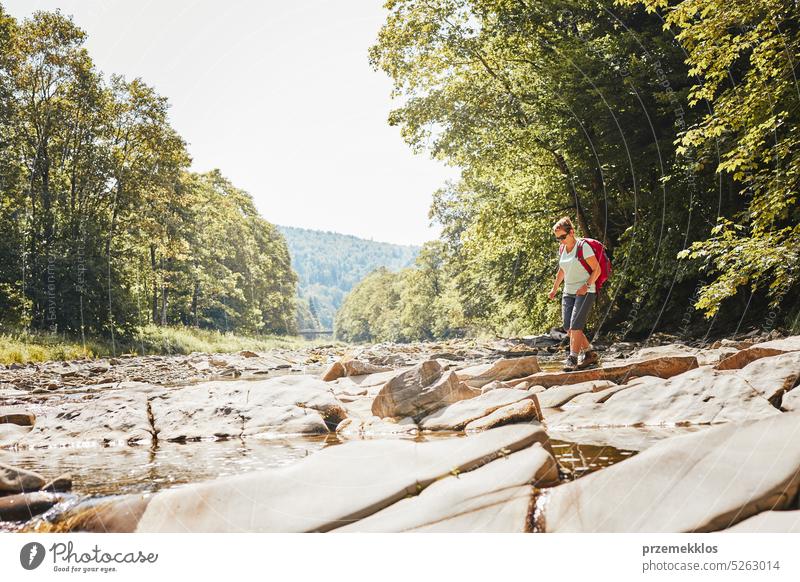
[547,217,601,371]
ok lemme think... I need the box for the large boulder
[457,356,541,389]
[333,443,558,532]
[541,413,800,532]
[546,365,781,429]
[508,356,698,389]
[57,424,548,532]
[371,361,479,419]
[419,388,539,431]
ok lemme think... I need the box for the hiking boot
[578,350,599,370]
[562,354,578,372]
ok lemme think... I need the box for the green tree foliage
[364,0,798,338]
[335,242,467,342]
[623,0,800,317]
[279,225,418,329]
[0,7,297,338]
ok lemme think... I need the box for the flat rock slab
[542,413,800,532]
[715,335,800,371]
[733,351,800,404]
[151,375,347,441]
[458,356,541,388]
[372,361,479,419]
[509,356,698,389]
[78,424,547,532]
[12,391,155,448]
[723,511,800,533]
[464,400,542,433]
[334,443,557,532]
[546,366,781,429]
[546,426,707,452]
[419,389,536,431]
[537,380,615,409]
[1,462,46,494]
[562,381,641,407]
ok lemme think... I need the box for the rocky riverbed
[1,330,799,532]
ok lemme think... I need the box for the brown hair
[552,216,574,233]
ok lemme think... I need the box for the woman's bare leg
[572,329,590,353]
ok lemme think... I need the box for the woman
[547,217,601,371]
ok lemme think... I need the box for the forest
[0,6,297,344]
[279,225,418,330]
[336,0,800,342]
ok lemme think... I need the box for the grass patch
[0,325,327,365]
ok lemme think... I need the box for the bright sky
[3,0,458,246]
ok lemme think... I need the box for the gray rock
[546,366,780,429]
[536,380,615,409]
[1,462,46,494]
[542,413,800,532]
[734,351,800,404]
[13,391,155,448]
[333,443,558,532]
[464,400,542,433]
[419,388,537,431]
[372,361,479,419]
[152,376,348,441]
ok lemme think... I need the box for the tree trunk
[160,284,168,326]
[150,245,158,324]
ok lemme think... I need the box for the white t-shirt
[559,239,596,294]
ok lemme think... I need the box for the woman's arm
[549,268,565,300]
[577,255,601,295]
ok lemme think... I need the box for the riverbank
[0,326,323,366]
[2,330,799,532]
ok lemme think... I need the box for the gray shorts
[562,292,596,331]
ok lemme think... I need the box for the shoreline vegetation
[0,326,323,365]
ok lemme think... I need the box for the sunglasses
[555,233,569,241]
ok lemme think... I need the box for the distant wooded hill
[278,226,419,330]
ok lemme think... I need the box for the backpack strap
[575,239,592,275]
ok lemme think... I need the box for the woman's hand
[576,284,588,296]
[548,289,558,301]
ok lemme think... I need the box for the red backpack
[560,238,612,292]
